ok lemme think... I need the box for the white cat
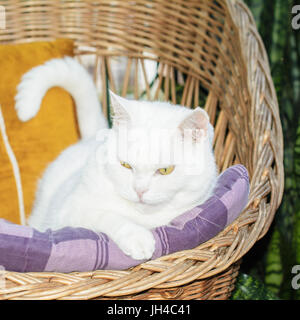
[15,57,218,260]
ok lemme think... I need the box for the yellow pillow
[0,39,80,224]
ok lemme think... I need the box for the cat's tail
[15,57,108,139]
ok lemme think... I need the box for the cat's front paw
[115,225,155,260]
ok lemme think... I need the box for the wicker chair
[0,0,284,300]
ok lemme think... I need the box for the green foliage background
[232,0,300,300]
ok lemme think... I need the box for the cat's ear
[178,107,209,142]
[109,90,131,127]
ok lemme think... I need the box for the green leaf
[231,273,279,300]
[264,227,283,294]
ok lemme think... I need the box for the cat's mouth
[133,197,147,205]
[119,189,167,206]
[136,196,167,206]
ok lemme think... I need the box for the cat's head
[101,91,217,208]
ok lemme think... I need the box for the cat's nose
[135,188,148,200]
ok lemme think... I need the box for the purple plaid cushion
[0,164,249,272]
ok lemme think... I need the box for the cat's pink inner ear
[109,90,130,126]
[178,107,209,141]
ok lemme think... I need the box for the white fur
[15,57,108,138]
[16,58,218,260]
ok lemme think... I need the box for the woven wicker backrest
[0,0,284,300]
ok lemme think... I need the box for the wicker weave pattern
[0,0,284,300]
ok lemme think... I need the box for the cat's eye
[157,165,175,175]
[120,161,132,169]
